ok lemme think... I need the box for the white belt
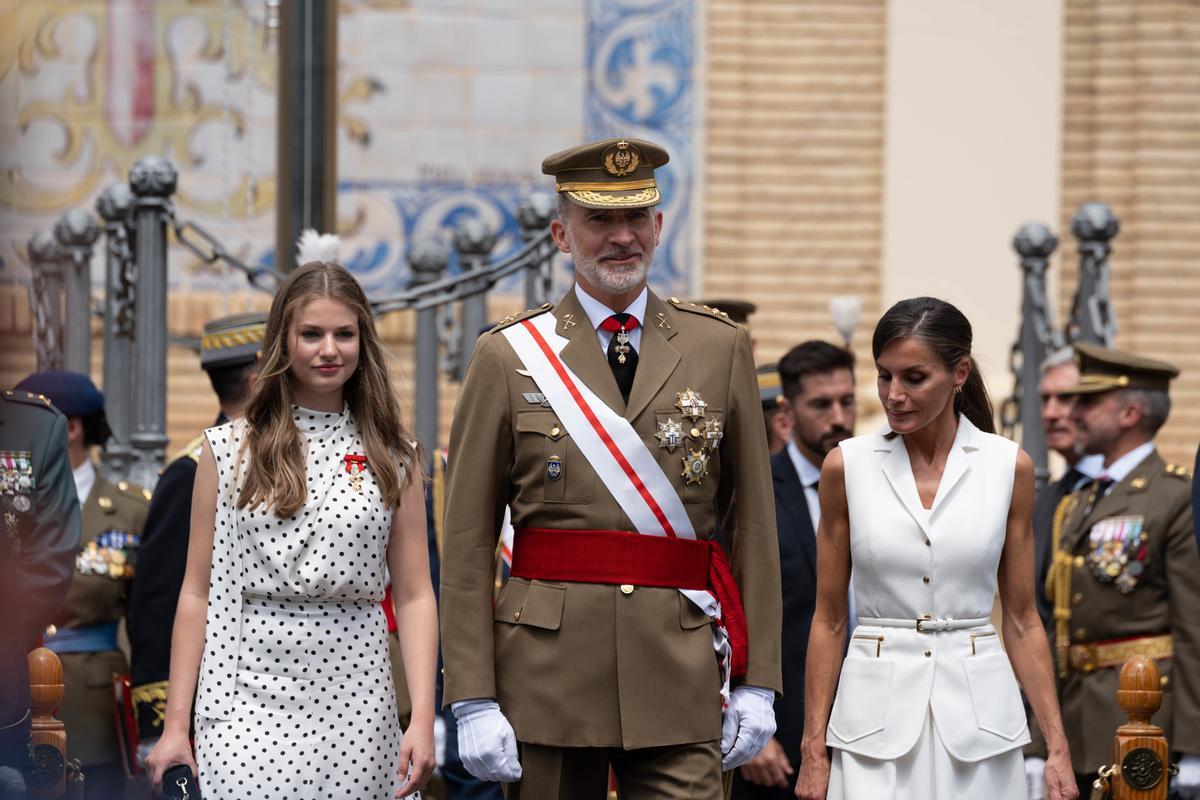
[858,616,990,632]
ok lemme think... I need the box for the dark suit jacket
[733,450,817,799]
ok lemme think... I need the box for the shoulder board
[667,297,738,327]
[169,433,207,465]
[115,479,153,505]
[2,389,60,412]
[1164,463,1194,480]
[490,303,555,333]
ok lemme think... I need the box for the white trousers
[828,711,1027,800]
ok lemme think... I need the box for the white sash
[500,312,732,699]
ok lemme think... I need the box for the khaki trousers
[505,740,732,800]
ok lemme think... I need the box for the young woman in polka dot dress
[146,262,438,799]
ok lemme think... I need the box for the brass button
[45,624,57,638]
[922,576,930,584]
[513,609,522,622]
[690,428,701,438]
[550,426,561,437]
[924,650,932,658]
[620,584,635,595]
[1073,556,1085,568]
[1075,627,1087,640]
[1071,593,1083,607]
[1162,675,1170,687]
[924,538,931,546]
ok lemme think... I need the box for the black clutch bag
[161,764,202,799]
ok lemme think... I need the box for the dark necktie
[1079,475,1115,520]
[1059,467,1086,496]
[600,313,639,403]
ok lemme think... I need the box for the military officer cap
[15,370,105,417]
[1061,341,1180,395]
[757,363,785,410]
[542,137,670,209]
[201,312,267,371]
[698,299,757,326]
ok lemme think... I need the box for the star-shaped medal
[675,388,707,421]
[682,448,709,486]
[656,418,683,452]
[614,328,632,364]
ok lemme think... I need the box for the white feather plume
[296,229,341,265]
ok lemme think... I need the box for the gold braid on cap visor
[564,187,661,207]
[201,327,266,353]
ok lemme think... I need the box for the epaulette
[169,433,206,465]
[1164,463,1194,480]
[490,303,555,333]
[2,389,59,411]
[116,479,153,504]
[667,297,738,327]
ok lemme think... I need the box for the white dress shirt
[1066,453,1105,491]
[574,284,647,353]
[73,458,96,508]
[1097,441,1156,495]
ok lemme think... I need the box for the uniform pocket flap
[962,651,1028,740]
[516,410,566,441]
[679,593,714,629]
[494,578,565,631]
[828,658,894,742]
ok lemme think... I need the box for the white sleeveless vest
[825,416,1032,762]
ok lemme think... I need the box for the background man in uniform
[0,388,80,800]
[1031,349,1105,627]
[1037,343,1200,799]
[127,312,263,760]
[733,340,855,800]
[440,137,781,800]
[755,365,790,456]
[14,372,148,800]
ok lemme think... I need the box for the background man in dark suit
[733,341,856,799]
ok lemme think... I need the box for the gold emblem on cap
[603,140,641,177]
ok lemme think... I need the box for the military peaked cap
[1062,341,1180,395]
[542,137,669,209]
[201,312,267,370]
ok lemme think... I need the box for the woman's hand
[396,718,437,798]
[1043,747,1079,800]
[144,728,197,791]
[793,742,830,799]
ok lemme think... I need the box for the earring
[954,384,963,395]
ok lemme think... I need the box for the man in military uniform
[14,372,149,799]
[1037,343,1200,798]
[440,138,781,800]
[127,313,263,760]
[0,388,80,799]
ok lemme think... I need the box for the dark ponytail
[871,297,995,434]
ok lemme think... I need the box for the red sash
[510,527,749,678]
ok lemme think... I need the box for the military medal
[343,454,368,493]
[656,418,683,452]
[1086,515,1147,594]
[546,455,563,481]
[614,327,632,364]
[682,448,709,485]
[702,418,723,450]
[675,388,707,420]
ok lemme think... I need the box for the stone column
[96,184,136,480]
[408,239,450,459]
[28,232,65,372]
[127,156,178,491]
[517,193,556,309]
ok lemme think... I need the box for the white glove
[1174,754,1200,797]
[1023,756,1045,800]
[434,713,446,771]
[451,698,523,782]
[720,686,777,771]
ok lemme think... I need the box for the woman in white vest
[794,298,1077,800]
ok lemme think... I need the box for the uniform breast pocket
[515,410,593,504]
[654,409,722,503]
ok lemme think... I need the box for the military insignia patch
[682,449,709,486]
[656,418,683,452]
[523,392,551,407]
[1086,515,1148,594]
[675,388,707,421]
[546,455,563,481]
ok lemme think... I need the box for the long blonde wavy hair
[236,261,421,517]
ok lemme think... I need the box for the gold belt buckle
[915,614,932,633]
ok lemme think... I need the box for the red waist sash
[509,527,749,679]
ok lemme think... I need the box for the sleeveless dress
[825,416,1029,799]
[194,406,402,799]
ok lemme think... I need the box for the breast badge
[77,529,141,580]
[656,418,683,452]
[702,418,723,450]
[682,449,709,485]
[1,450,34,545]
[546,455,563,481]
[1086,516,1148,594]
[675,389,707,421]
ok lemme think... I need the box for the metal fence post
[96,184,136,481]
[126,156,178,491]
[54,210,101,375]
[1067,202,1119,346]
[28,231,66,372]
[453,219,497,378]
[408,238,449,460]
[1010,222,1059,490]
[517,193,556,309]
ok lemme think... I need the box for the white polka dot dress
[194,407,402,799]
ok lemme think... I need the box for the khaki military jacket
[440,288,782,750]
[52,471,148,766]
[1032,450,1200,772]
